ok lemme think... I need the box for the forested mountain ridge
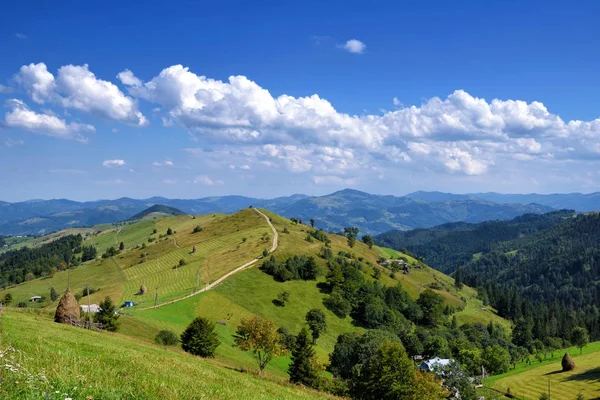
[377,210,600,347]
[374,210,576,273]
[407,190,600,211]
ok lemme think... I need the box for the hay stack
[562,352,576,371]
[54,289,80,324]
[140,284,148,295]
[192,245,197,254]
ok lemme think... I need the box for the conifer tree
[289,327,318,386]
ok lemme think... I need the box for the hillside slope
[0,208,507,382]
[0,310,332,400]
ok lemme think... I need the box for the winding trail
[137,208,277,310]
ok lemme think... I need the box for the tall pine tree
[454,266,463,289]
[288,327,318,386]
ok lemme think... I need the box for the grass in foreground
[0,309,334,400]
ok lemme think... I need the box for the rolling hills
[0,207,507,389]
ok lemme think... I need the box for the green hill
[128,204,185,221]
[0,207,509,398]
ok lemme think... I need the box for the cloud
[15,63,56,103]
[342,39,366,54]
[9,61,600,186]
[15,33,27,40]
[240,164,250,170]
[152,160,174,167]
[4,137,24,147]
[102,159,126,167]
[313,175,357,185]
[14,63,147,126]
[161,179,177,184]
[116,69,142,87]
[4,99,94,141]
[194,175,224,185]
[96,178,125,184]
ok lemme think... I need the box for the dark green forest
[377,211,600,350]
[0,235,84,287]
[375,210,575,273]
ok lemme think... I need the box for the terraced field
[120,224,270,305]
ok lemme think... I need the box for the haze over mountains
[1,189,597,236]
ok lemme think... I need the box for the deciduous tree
[234,316,284,374]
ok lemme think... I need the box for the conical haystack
[562,352,576,371]
[140,284,148,294]
[54,289,80,324]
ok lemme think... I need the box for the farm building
[29,296,42,302]
[419,357,453,372]
[81,304,101,313]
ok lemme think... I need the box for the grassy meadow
[0,310,334,400]
[485,341,600,399]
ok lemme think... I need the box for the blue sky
[1,0,600,201]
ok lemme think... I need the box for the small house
[123,301,134,307]
[81,304,101,313]
[419,357,453,372]
[29,296,42,302]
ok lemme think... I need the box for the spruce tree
[454,266,463,289]
[289,327,318,386]
[94,296,120,331]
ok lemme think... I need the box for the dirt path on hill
[137,208,277,310]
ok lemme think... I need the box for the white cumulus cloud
[14,63,147,126]
[102,159,126,167]
[4,99,94,141]
[342,39,366,54]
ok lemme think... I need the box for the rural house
[419,357,453,372]
[81,304,101,313]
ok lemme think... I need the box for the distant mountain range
[2,189,593,236]
[406,190,600,211]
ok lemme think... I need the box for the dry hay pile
[561,352,576,371]
[140,284,148,294]
[54,289,81,324]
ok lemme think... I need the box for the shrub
[320,246,334,260]
[274,291,290,307]
[155,330,179,347]
[193,225,203,233]
[50,287,59,302]
[324,290,352,318]
[179,259,187,266]
[181,317,220,357]
[262,249,269,257]
[17,301,27,308]
[167,228,173,235]
[277,327,297,351]
[283,228,289,234]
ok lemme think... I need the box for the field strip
[137,208,278,310]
